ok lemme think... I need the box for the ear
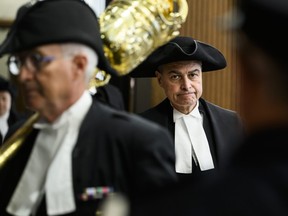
[155,70,162,86]
[72,54,88,77]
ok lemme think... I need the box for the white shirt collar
[7,91,93,216]
[173,100,201,122]
[0,111,10,141]
[173,100,214,173]
[34,90,92,130]
[0,110,10,121]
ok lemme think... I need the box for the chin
[24,99,42,112]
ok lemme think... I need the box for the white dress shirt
[7,91,92,216]
[0,111,9,142]
[174,101,214,173]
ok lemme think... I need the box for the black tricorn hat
[0,0,118,76]
[129,36,227,78]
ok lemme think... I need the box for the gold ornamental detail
[100,0,188,76]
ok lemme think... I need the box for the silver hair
[59,43,98,84]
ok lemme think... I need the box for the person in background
[188,0,288,215]
[0,76,23,144]
[0,1,177,215]
[130,36,244,182]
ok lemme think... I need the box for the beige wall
[0,0,23,79]
[0,30,9,79]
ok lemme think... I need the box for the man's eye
[30,53,42,64]
[171,75,180,80]
[188,73,198,78]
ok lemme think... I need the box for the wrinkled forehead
[0,91,12,98]
[158,60,202,70]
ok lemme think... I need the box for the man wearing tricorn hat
[130,36,244,180]
[0,0,178,215]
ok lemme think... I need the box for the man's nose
[18,66,34,82]
[181,76,191,90]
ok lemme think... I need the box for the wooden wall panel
[151,0,239,112]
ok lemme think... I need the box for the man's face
[156,60,203,114]
[0,91,11,116]
[16,44,85,121]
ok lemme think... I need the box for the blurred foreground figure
[0,0,177,215]
[177,0,288,215]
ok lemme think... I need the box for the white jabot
[174,101,214,173]
[7,91,92,216]
[0,111,9,142]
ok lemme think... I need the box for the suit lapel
[199,98,230,168]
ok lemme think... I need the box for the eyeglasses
[7,53,56,75]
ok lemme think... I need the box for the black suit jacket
[139,98,244,171]
[131,98,244,216]
[0,101,177,216]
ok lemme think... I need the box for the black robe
[139,98,244,173]
[0,101,177,216]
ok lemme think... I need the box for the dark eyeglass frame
[7,53,55,75]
